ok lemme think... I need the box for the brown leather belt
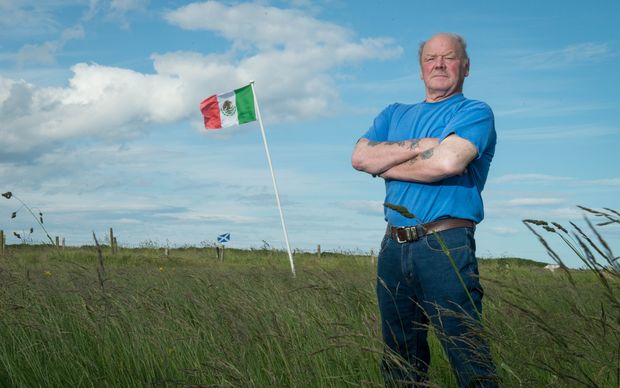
[387,218,474,243]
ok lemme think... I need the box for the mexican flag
[200,84,257,129]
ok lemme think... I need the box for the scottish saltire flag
[200,84,257,129]
[217,233,230,244]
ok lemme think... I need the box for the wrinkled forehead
[422,36,463,57]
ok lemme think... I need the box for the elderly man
[352,33,498,387]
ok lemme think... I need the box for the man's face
[420,35,469,101]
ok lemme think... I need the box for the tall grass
[0,248,387,386]
[0,207,618,387]
[506,206,620,387]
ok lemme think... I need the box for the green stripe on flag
[234,85,257,124]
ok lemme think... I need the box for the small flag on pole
[200,84,256,129]
[217,233,230,244]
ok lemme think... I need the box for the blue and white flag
[217,233,230,244]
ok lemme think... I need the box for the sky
[1,0,619,267]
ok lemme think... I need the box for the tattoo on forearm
[366,140,407,147]
[403,146,434,167]
[409,139,421,151]
[385,141,405,147]
[421,149,434,160]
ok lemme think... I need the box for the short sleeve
[440,101,495,159]
[361,104,397,142]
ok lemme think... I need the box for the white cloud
[0,1,402,156]
[13,23,85,64]
[501,124,619,141]
[0,1,61,38]
[3,0,149,65]
[548,206,584,220]
[484,195,572,221]
[164,1,402,64]
[490,226,519,236]
[492,174,573,184]
[16,42,60,65]
[0,138,344,248]
[490,174,620,190]
[588,178,620,186]
[116,217,142,224]
[110,0,147,12]
[165,2,346,49]
[0,63,185,153]
[164,1,402,63]
[494,100,617,118]
[162,212,258,224]
[107,0,148,28]
[518,42,611,69]
[10,1,94,65]
[336,200,384,216]
[484,201,591,223]
[505,197,565,206]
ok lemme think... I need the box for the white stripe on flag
[218,91,239,128]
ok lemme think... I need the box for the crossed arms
[351,134,478,183]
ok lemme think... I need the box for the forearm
[380,147,466,183]
[381,148,449,183]
[351,137,439,175]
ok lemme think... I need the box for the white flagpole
[249,81,296,277]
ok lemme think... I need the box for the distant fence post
[370,249,375,265]
[216,245,224,261]
[317,244,321,258]
[61,237,65,249]
[0,230,4,256]
[55,236,60,247]
[109,228,117,254]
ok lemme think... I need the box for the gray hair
[418,33,469,63]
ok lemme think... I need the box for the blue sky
[1,0,619,267]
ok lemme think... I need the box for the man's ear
[464,59,470,77]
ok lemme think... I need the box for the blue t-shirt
[363,93,496,227]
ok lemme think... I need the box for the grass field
[1,242,618,388]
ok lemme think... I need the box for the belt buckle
[396,226,417,243]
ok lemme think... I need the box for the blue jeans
[376,227,498,387]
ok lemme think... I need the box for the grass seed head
[552,222,568,233]
[383,202,417,219]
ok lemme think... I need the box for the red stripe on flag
[200,95,221,129]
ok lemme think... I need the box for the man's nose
[434,57,446,68]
